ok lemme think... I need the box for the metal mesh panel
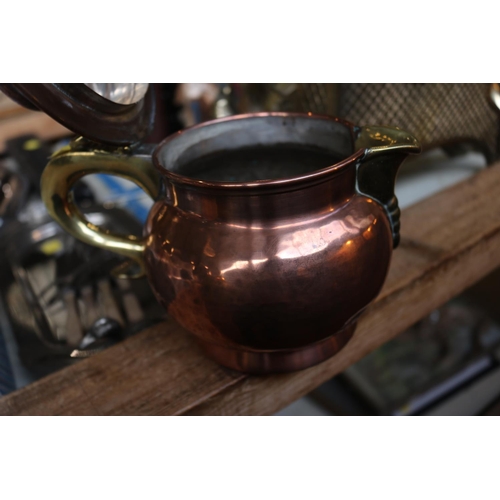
[242,84,500,161]
[337,83,499,160]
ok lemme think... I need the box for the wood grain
[0,316,244,416]
[0,94,26,120]
[0,110,70,152]
[2,164,500,415]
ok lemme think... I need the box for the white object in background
[275,396,332,416]
[424,366,500,416]
[396,150,486,209]
[84,83,149,105]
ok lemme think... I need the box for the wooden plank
[0,110,70,152]
[0,316,243,416]
[2,164,500,416]
[0,94,27,120]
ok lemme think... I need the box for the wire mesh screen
[241,84,500,161]
[337,83,499,160]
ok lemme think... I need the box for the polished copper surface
[198,321,358,374]
[41,112,420,373]
[144,164,392,357]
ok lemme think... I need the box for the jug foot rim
[197,322,357,375]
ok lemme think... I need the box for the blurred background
[1,83,500,415]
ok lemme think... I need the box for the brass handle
[41,147,160,278]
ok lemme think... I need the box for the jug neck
[164,163,357,223]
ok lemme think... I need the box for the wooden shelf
[0,104,70,153]
[2,163,500,415]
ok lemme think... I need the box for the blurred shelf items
[1,84,500,416]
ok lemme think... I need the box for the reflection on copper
[145,173,393,373]
[155,205,167,221]
[251,258,268,265]
[225,211,337,231]
[363,225,374,240]
[171,186,178,207]
[203,240,216,257]
[276,228,329,260]
[221,257,269,275]
[220,260,249,274]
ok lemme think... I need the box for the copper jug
[1,84,420,373]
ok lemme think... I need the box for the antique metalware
[0,83,420,372]
[38,110,420,373]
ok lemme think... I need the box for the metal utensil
[70,317,123,358]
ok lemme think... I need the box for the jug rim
[152,112,364,192]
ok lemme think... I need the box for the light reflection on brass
[41,148,159,278]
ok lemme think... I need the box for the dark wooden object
[2,164,500,415]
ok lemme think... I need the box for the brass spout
[355,126,421,248]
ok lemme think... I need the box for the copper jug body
[41,113,420,373]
